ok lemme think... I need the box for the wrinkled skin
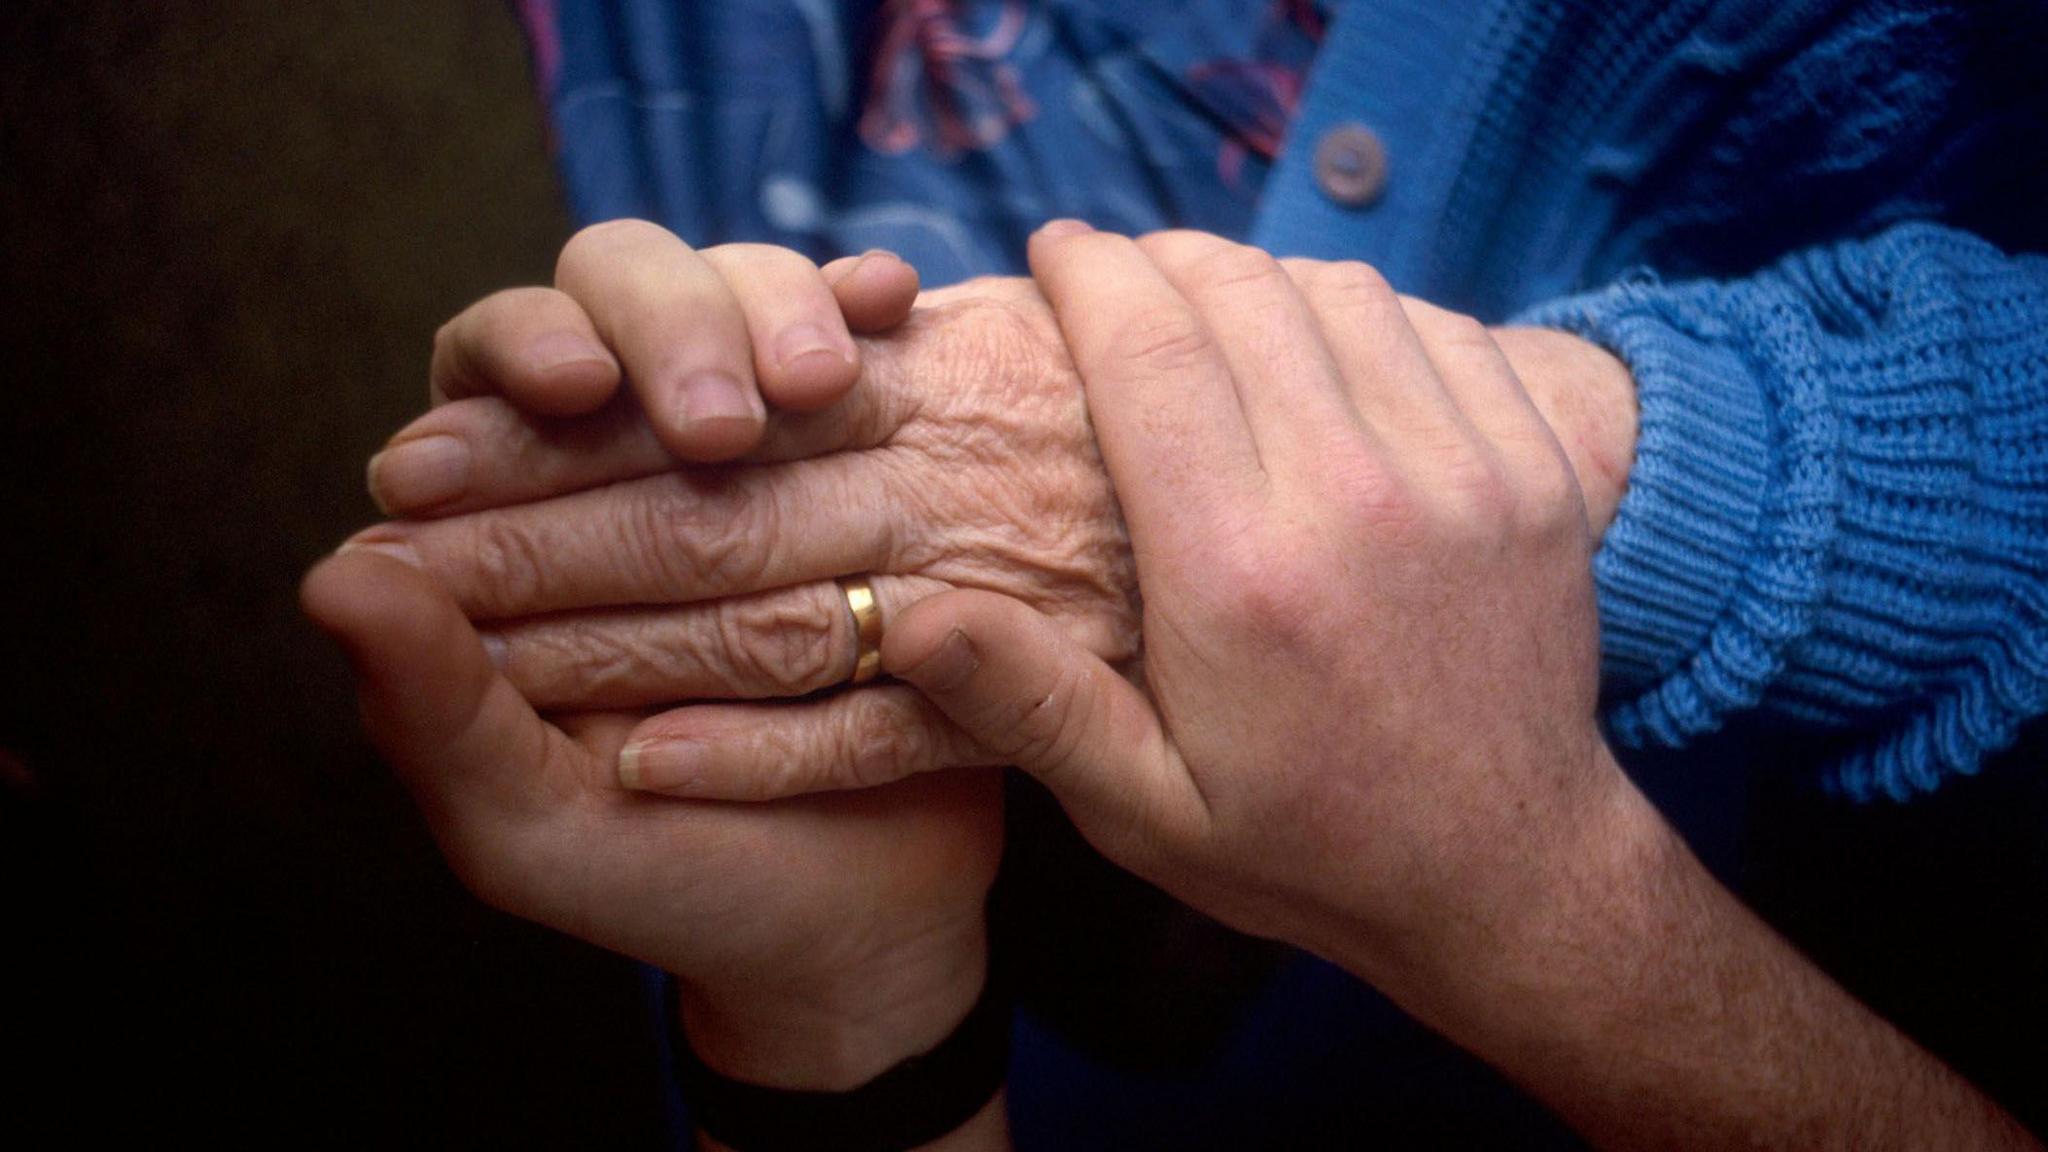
[301,546,1002,1059]
[356,277,1144,796]
[330,231,1633,1073]
[310,237,1051,1092]
[357,275,1631,798]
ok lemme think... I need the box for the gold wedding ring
[837,575,884,685]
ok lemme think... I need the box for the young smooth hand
[305,233,1003,1103]
[881,225,2032,1152]
[884,224,1631,1008]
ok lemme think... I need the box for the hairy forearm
[1371,749,2033,1151]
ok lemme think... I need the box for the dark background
[2,2,2042,1148]
[3,3,668,1146]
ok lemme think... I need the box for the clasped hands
[302,219,1648,1100]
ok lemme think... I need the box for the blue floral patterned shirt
[519,0,1328,284]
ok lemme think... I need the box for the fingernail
[855,249,902,273]
[366,435,470,512]
[774,323,856,375]
[1037,218,1095,240]
[478,632,508,670]
[618,739,707,793]
[526,330,611,375]
[905,627,979,693]
[677,371,762,430]
[337,537,424,570]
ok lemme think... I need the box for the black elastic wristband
[673,972,1010,1152]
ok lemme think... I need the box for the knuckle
[710,589,843,696]
[1433,454,1517,540]
[1323,454,1419,535]
[546,622,651,703]
[631,476,779,596]
[709,241,811,277]
[1186,241,1291,297]
[1109,307,1215,377]
[1432,314,1496,359]
[696,486,782,590]
[907,293,1065,401]
[1135,227,1218,256]
[1307,260,1398,312]
[1510,454,1587,538]
[955,293,1059,367]
[747,724,820,796]
[1217,551,1322,644]
[468,517,549,613]
[1276,256,1321,281]
[839,697,932,789]
[557,218,664,283]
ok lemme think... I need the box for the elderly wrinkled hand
[357,236,1141,799]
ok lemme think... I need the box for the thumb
[883,589,1208,858]
[300,547,579,817]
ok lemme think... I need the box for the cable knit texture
[1528,228,2048,800]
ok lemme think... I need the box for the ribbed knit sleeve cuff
[1521,278,1814,755]
[1520,227,2048,802]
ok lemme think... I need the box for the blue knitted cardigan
[529,0,2048,801]
[1218,0,2047,801]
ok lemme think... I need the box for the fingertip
[298,551,364,637]
[616,736,728,798]
[433,287,617,414]
[761,321,859,413]
[659,371,768,462]
[298,549,445,668]
[1027,221,1123,298]
[507,333,621,417]
[827,250,921,333]
[366,435,472,517]
[300,548,503,753]
[880,591,978,679]
[882,610,982,696]
[1035,218,1097,242]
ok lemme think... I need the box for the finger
[347,456,899,620]
[370,393,671,518]
[429,286,622,415]
[615,684,986,800]
[482,574,950,711]
[1138,233,1362,464]
[1026,220,1259,544]
[884,589,1210,863]
[822,249,921,333]
[1397,296,1560,464]
[1279,259,1475,453]
[366,351,914,519]
[299,549,594,816]
[700,244,860,413]
[555,219,767,462]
